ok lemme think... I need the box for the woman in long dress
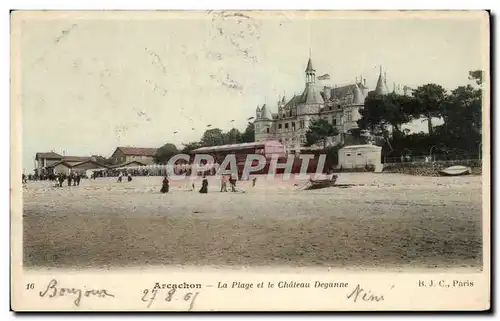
[160,176,169,193]
[199,175,208,194]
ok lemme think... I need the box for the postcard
[10,10,490,311]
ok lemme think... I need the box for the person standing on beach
[75,172,81,186]
[252,177,257,187]
[127,173,133,182]
[220,174,228,192]
[67,173,72,186]
[160,175,169,193]
[229,176,237,192]
[199,175,208,194]
[117,172,123,183]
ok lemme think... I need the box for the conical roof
[375,66,389,95]
[301,84,324,104]
[260,104,273,120]
[305,58,315,72]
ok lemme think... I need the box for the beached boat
[305,175,338,190]
[439,165,472,176]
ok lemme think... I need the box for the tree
[200,128,225,147]
[439,84,482,153]
[468,70,484,86]
[412,84,447,135]
[358,92,414,139]
[91,155,113,165]
[239,122,255,143]
[181,141,203,154]
[305,118,339,149]
[224,128,242,144]
[323,144,344,168]
[153,143,179,164]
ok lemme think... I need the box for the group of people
[53,172,82,187]
[117,172,133,183]
[159,174,258,194]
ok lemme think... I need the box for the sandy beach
[22,173,483,270]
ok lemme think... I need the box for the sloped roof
[305,58,315,72]
[301,84,324,104]
[260,104,273,120]
[109,160,146,168]
[340,144,382,150]
[375,68,389,95]
[63,156,92,162]
[115,147,157,156]
[330,84,356,100]
[35,152,62,160]
[283,94,302,108]
[45,160,72,168]
[192,140,284,153]
[72,159,109,168]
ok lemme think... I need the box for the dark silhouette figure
[229,176,237,192]
[160,176,169,193]
[75,173,81,186]
[199,176,208,194]
[58,174,64,187]
[127,174,132,182]
[67,174,72,186]
[252,177,257,187]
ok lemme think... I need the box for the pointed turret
[255,105,262,119]
[375,65,389,95]
[260,104,273,120]
[305,57,314,73]
[305,56,316,84]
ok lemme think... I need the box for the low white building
[338,144,382,169]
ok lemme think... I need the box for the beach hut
[338,144,382,169]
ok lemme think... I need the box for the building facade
[254,57,412,153]
[110,147,157,165]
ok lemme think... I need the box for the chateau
[254,57,412,153]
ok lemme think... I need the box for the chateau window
[292,122,296,130]
[285,123,289,130]
[346,153,351,156]
[346,111,352,121]
[266,128,270,133]
[300,120,305,129]
[333,118,337,126]
[357,153,362,156]
[300,135,306,143]
[278,124,282,129]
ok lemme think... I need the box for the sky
[15,11,487,172]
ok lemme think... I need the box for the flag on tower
[317,74,330,80]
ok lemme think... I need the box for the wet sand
[22,173,483,270]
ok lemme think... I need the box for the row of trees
[153,122,255,164]
[357,70,483,159]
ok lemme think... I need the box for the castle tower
[256,105,261,119]
[375,65,389,95]
[305,57,316,85]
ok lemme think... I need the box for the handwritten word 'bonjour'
[39,279,115,307]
